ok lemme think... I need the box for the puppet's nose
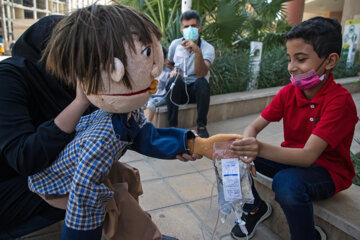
[151,61,162,77]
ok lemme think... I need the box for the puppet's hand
[188,134,243,160]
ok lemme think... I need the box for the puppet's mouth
[107,88,149,97]
[104,79,159,96]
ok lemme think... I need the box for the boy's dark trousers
[244,157,335,240]
[165,76,210,127]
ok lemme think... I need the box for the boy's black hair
[285,17,342,58]
[180,10,201,25]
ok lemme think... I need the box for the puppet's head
[42,4,163,113]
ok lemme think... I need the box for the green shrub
[333,51,360,78]
[210,47,360,95]
[209,41,251,95]
[258,45,289,88]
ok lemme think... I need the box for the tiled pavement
[121,92,360,240]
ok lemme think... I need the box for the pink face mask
[290,58,327,90]
[290,70,325,90]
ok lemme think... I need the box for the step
[254,173,360,240]
[151,76,360,129]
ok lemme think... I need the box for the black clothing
[0,15,92,237]
[165,77,210,127]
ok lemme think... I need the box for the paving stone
[189,157,214,171]
[139,179,182,211]
[166,173,214,202]
[148,205,205,240]
[188,197,236,238]
[200,169,217,186]
[120,150,146,163]
[148,158,197,177]
[127,160,160,181]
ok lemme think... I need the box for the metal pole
[181,0,191,13]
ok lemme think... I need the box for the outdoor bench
[151,76,360,129]
[254,172,360,240]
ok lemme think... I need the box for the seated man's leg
[272,166,335,240]
[0,175,65,239]
[231,157,290,239]
[165,76,186,127]
[191,78,210,137]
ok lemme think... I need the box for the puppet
[28,4,242,240]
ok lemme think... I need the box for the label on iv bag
[221,158,242,202]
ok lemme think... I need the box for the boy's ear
[325,53,340,71]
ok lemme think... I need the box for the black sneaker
[197,126,209,138]
[231,200,272,240]
[315,226,327,240]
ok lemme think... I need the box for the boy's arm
[232,123,328,167]
[232,116,269,163]
[256,134,328,167]
[243,116,269,138]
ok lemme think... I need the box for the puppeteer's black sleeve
[0,69,74,177]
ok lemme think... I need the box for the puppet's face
[86,34,163,113]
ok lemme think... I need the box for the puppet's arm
[187,134,243,159]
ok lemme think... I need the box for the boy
[230,17,358,240]
[144,47,171,122]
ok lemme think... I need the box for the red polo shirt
[261,73,358,193]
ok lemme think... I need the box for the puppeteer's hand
[230,137,259,164]
[170,69,182,78]
[176,153,202,162]
[188,134,243,159]
[181,40,200,54]
[75,80,90,107]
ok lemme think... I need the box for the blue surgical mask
[183,26,199,41]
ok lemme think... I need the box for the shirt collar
[295,72,335,106]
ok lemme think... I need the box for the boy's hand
[248,162,257,177]
[230,137,259,164]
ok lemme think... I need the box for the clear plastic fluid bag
[174,45,190,77]
[212,141,254,237]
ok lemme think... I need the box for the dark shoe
[231,200,272,240]
[315,226,327,240]
[197,126,209,138]
[162,235,179,240]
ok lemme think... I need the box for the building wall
[0,0,111,51]
[341,0,360,26]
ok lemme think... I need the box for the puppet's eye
[142,47,151,57]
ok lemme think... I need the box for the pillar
[285,0,305,26]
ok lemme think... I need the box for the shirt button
[310,104,315,108]
[310,117,314,122]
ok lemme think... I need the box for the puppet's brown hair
[42,4,162,94]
